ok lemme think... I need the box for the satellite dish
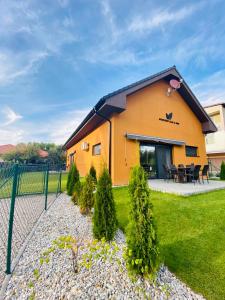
[166,78,183,96]
[170,79,181,89]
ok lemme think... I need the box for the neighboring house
[64,66,216,186]
[0,144,48,162]
[38,149,49,159]
[204,103,225,174]
[0,144,16,161]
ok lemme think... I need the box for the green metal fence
[0,164,62,288]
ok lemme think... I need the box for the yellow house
[64,67,216,185]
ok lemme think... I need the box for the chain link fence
[0,164,63,289]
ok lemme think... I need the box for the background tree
[220,161,225,180]
[93,167,117,241]
[2,142,65,165]
[79,174,94,214]
[126,166,159,276]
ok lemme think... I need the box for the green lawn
[0,172,68,199]
[113,187,225,300]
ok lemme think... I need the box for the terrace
[149,179,225,195]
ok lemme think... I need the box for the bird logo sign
[166,112,173,120]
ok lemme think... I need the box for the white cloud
[0,1,77,85]
[128,4,201,33]
[0,128,24,145]
[49,109,91,144]
[192,69,225,105]
[0,108,90,145]
[2,106,23,126]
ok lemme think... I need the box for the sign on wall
[159,112,180,125]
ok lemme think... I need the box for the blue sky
[0,0,225,145]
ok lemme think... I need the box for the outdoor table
[177,167,191,183]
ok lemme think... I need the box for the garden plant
[125,166,159,276]
[89,165,97,186]
[220,161,225,180]
[78,174,95,214]
[93,167,117,241]
[67,163,80,196]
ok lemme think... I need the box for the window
[185,146,198,157]
[69,152,75,167]
[92,143,101,155]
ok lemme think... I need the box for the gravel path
[0,194,56,289]
[4,194,205,300]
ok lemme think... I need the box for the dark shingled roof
[63,66,217,149]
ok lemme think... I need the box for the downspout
[94,107,112,176]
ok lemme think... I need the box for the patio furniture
[163,164,172,181]
[201,165,209,183]
[170,165,178,182]
[177,166,186,183]
[186,165,201,184]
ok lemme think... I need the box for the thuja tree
[79,174,95,214]
[220,161,225,180]
[71,180,82,205]
[93,167,117,241]
[126,166,159,276]
[89,165,97,185]
[67,163,80,196]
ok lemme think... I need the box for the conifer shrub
[66,166,72,191]
[89,165,97,185]
[71,180,83,205]
[79,174,95,215]
[220,161,225,180]
[93,167,117,240]
[67,163,80,196]
[126,166,159,276]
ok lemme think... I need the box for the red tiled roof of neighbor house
[38,149,49,158]
[0,144,16,155]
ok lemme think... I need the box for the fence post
[6,163,19,274]
[44,165,49,210]
[57,170,62,196]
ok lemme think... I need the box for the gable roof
[0,144,16,155]
[63,66,217,149]
[204,102,225,109]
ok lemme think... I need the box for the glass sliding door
[140,143,172,179]
[156,145,172,178]
[140,144,157,178]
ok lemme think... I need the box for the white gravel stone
[4,193,205,300]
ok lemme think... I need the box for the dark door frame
[140,142,173,179]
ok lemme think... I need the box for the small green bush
[66,167,72,191]
[79,174,95,215]
[71,181,83,205]
[67,163,80,196]
[93,167,117,241]
[220,161,225,180]
[89,165,97,185]
[126,166,159,276]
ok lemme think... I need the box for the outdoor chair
[170,165,178,182]
[163,164,172,181]
[201,165,209,183]
[177,166,186,183]
[178,164,184,168]
[186,165,201,184]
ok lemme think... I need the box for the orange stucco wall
[66,122,109,178]
[67,80,207,185]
